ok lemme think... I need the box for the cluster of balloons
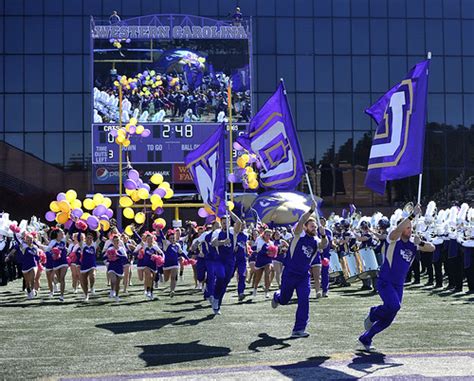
[197,200,235,223]
[229,143,261,190]
[113,70,180,98]
[45,190,114,232]
[119,168,174,234]
[109,38,131,49]
[110,117,151,147]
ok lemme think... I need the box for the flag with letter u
[237,82,305,190]
[184,123,226,217]
[365,59,430,195]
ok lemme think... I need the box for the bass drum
[341,252,360,282]
[358,247,379,280]
[328,250,343,278]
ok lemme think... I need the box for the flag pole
[227,83,234,204]
[280,78,321,225]
[418,51,431,205]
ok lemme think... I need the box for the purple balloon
[136,178,143,187]
[129,125,136,134]
[198,208,209,218]
[140,183,151,192]
[242,181,249,190]
[205,215,216,224]
[233,142,243,151]
[105,208,114,218]
[124,179,137,190]
[228,173,238,183]
[56,192,66,201]
[155,188,166,198]
[255,160,262,169]
[45,211,56,222]
[142,129,151,138]
[100,215,109,222]
[143,71,149,77]
[109,38,115,43]
[130,82,137,89]
[125,38,131,43]
[110,129,118,137]
[64,219,73,229]
[72,208,83,218]
[87,216,99,230]
[128,169,140,181]
[248,155,256,164]
[155,207,164,216]
[93,205,106,217]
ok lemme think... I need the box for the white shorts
[163,265,179,271]
[53,264,69,271]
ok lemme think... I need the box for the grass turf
[0,267,472,380]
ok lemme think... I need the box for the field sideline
[0,267,472,380]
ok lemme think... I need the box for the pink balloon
[198,208,209,218]
[128,169,140,181]
[142,129,151,137]
[45,211,56,222]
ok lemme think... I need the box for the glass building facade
[1,0,474,215]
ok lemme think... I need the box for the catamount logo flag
[184,123,226,217]
[365,59,430,194]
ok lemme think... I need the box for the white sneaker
[73,288,78,294]
[115,296,121,302]
[33,290,38,297]
[291,330,310,338]
[27,292,34,300]
[322,292,328,298]
[144,290,148,296]
[265,291,270,299]
[213,308,221,315]
[159,274,164,282]
[123,290,129,295]
[91,288,96,295]
[53,284,59,293]
[84,294,89,302]
[315,292,322,299]
[252,289,257,297]
[59,295,64,302]
[149,292,154,300]
[198,283,203,290]
[48,292,54,298]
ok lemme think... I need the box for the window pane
[25,133,44,159]
[65,133,84,169]
[314,19,332,54]
[44,94,63,131]
[446,127,464,166]
[335,132,352,163]
[444,57,462,93]
[426,0,442,17]
[352,57,370,92]
[44,56,63,92]
[25,95,43,132]
[429,55,444,93]
[407,0,424,17]
[334,94,352,131]
[467,127,474,167]
[334,56,351,92]
[63,17,82,54]
[295,0,312,16]
[5,17,24,53]
[315,0,332,16]
[0,95,4,132]
[296,19,313,55]
[25,0,43,14]
[141,0,161,14]
[277,56,295,92]
[426,20,444,56]
[315,56,333,92]
[389,19,407,55]
[315,94,333,130]
[84,132,92,166]
[464,95,474,128]
[444,0,461,18]
[352,19,369,54]
[428,94,445,124]
[45,132,63,166]
[371,56,388,93]
[333,0,350,16]
[370,0,387,17]
[446,95,463,127]
[353,93,371,130]
[298,131,315,163]
[333,19,350,54]
[388,0,406,17]
[370,19,388,55]
[296,56,314,92]
[5,56,24,93]
[257,56,276,92]
[352,0,369,17]
[25,56,44,93]
[257,0,276,16]
[296,94,314,130]
[462,21,474,55]
[44,17,63,54]
[316,132,334,163]
[25,17,44,54]
[353,131,372,166]
[5,133,24,150]
[44,0,63,15]
[426,126,446,167]
[64,95,83,131]
[389,56,407,86]
[122,0,142,15]
[5,95,23,132]
[276,19,295,54]
[83,55,90,92]
[64,56,82,92]
[444,20,461,55]
[276,0,294,16]
[407,20,425,55]
[462,0,474,18]
[257,18,275,54]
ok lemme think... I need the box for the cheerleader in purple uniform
[79,230,99,301]
[43,245,55,297]
[252,229,274,298]
[162,229,189,297]
[13,232,39,299]
[122,234,136,294]
[271,230,289,288]
[47,228,69,302]
[134,232,163,300]
[247,229,259,286]
[103,234,128,302]
[189,227,206,291]
[68,233,81,294]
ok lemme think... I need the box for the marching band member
[359,204,435,351]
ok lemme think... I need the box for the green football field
[0,267,472,380]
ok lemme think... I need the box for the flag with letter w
[365,59,430,195]
[184,123,226,217]
[236,82,305,190]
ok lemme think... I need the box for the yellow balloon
[103,197,112,208]
[100,220,110,231]
[117,128,126,137]
[119,196,133,208]
[124,225,134,236]
[116,136,125,144]
[50,201,60,213]
[150,194,162,205]
[58,200,71,213]
[123,139,131,148]
[125,123,131,132]
[236,157,246,169]
[131,190,140,202]
[129,117,137,126]
[125,188,134,196]
[123,207,135,219]
[81,212,90,220]
[93,193,104,205]
[56,212,69,224]
[134,212,145,224]
[227,201,235,211]
[247,172,257,181]
[241,154,249,164]
[83,198,95,211]
[71,199,82,209]
[245,166,254,174]
[159,181,170,189]
[65,189,77,202]
[150,173,164,185]
[136,125,145,135]
[249,179,259,189]
[164,188,174,199]
[137,188,149,200]
[155,218,166,228]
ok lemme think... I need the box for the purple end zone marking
[60,352,474,381]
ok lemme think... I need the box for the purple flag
[237,82,306,190]
[365,59,430,195]
[184,123,226,217]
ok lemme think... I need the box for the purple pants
[196,257,206,282]
[234,259,247,295]
[213,259,235,307]
[360,279,403,344]
[321,264,329,294]
[274,269,311,332]
[204,260,217,299]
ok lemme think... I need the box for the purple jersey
[378,237,417,285]
[80,244,97,272]
[212,228,235,262]
[286,231,321,275]
[235,232,248,262]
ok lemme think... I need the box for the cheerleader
[47,227,68,301]
[234,223,249,301]
[133,231,146,283]
[252,229,274,298]
[134,232,163,300]
[162,229,189,297]
[34,246,47,294]
[247,229,259,285]
[79,230,99,301]
[103,234,128,302]
[13,232,39,299]
[68,233,81,294]
[271,230,288,288]
[189,227,206,291]
[122,234,136,294]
